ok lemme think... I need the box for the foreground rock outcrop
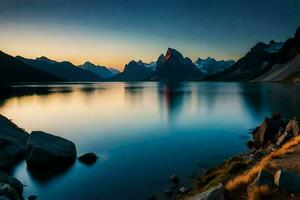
[26,131,77,169]
[0,114,29,169]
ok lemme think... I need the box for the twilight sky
[0,0,299,70]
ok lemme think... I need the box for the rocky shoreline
[0,114,97,200]
[173,113,300,200]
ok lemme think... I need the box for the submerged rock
[179,186,190,194]
[188,183,224,200]
[0,114,29,169]
[163,188,172,195]
[169,175,179,184]
[78,153,97,165]
[274,169,300,192]
[28,195,38,200]
[26,131,77,169]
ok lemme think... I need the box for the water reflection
[0,82,299,200]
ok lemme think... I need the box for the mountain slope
[17,56,103,82]
[111,60,154,81]
[78,61,116,79]
[203,41,283,81]
[153,48,204,81]
[253,27,300,82]
[195,57,235,75]
[0,51,62,84]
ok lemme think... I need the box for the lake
[0,82,299,200]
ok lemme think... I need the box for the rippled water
[0,82,299,200]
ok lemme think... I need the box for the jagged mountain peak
[36,56,56,63]
[164,48,184,61]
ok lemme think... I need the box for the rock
[188,183,224,200]
[0,196,10,200]
[0,183,10,196]
[265,144,277,154]
[78,153,97,165]
[0,183,19,200]
[0,114,30,169]
[26,131,77,169]
[179,186,190,194]
[28,195,38,200]
[169,175,179,184]
[248,170,274,193]
[163,188,172,195]
[276,132,293,146]
[253,115,285,147]
[0,171,23,196]
[285,118,300,136]
[274,169,300,192]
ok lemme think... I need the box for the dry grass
[226,135,300,191]
[247,185,271,200]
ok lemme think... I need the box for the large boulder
[253,114,285,147]
[26,131,77,169]
[0,115,29,169]
[188,183,224,200]
[274,169,300,192]
[285,118,300,136]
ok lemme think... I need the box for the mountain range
[0,51,62,85]
[0,26,299,84]
[16,56,104,82]
[195,57,235,75]
[78,61,119,79]
[204,27,300,82]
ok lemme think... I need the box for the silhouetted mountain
[79,61,116,78]
[195,57,235,75]
[0,51,62,85]
[108,68,120,75]
[153,48,204,81]
[203,41,284,81]
[111,60,155,81]
[16,56,103,82]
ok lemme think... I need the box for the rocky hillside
[204,27,300,82]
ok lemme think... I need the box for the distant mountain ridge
[78,61,117,79]
[194,57,235,75]
[16,56,104,81]
[0,51,62,84]
[111,60,155,81]
[111,48,205,82]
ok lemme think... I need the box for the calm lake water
[0,82,299,200]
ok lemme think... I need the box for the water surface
[0,82,299,200]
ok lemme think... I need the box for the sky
[0,0,300,70]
